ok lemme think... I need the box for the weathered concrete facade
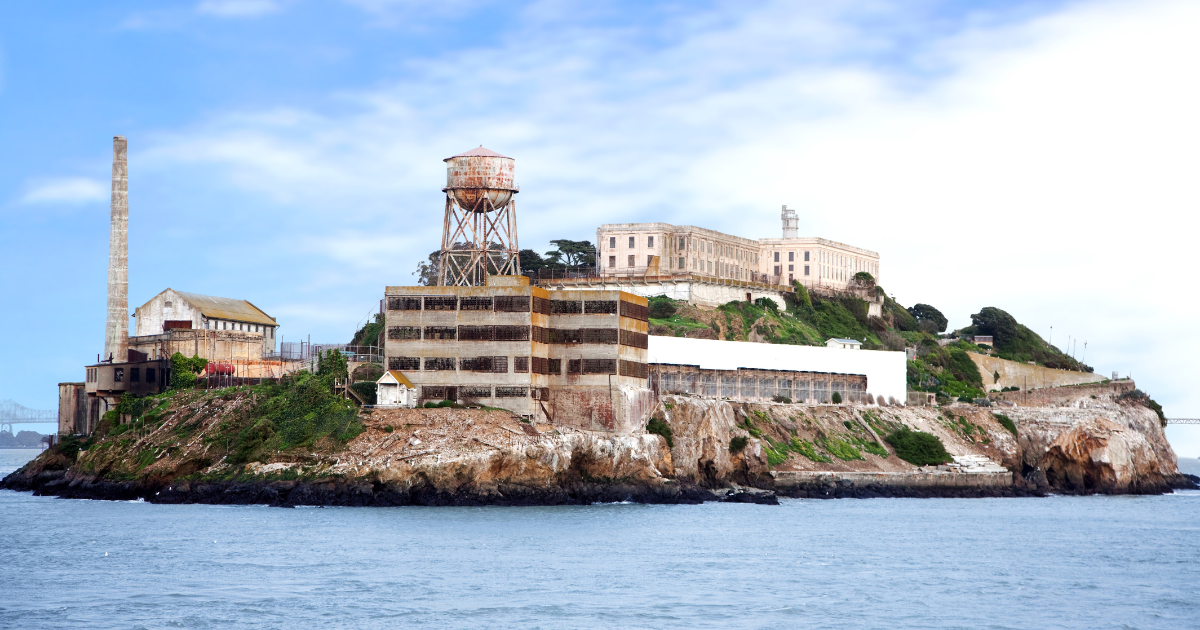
[133,289,278,357]
[103,136,129,363]
[57,382,90,435]
[968,352,1106,392]
[129,329,270,362]
[383,276,652,431]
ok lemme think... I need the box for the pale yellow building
[595,206,880,291]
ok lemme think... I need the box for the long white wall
[647,336,908,405]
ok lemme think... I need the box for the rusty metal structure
[103,136,130,363]
[438,147,520,286]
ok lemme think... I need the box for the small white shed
[376,370,417,408]
[825,338,862,350]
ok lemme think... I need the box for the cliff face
[3,383,1189,505]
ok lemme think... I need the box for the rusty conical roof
[445,146,511,160]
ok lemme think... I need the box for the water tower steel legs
[437,195,521,286]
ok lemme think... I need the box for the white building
[826,338,862,350]
[132,289,279,357]
[376,370,418,408]
[647,336,907,405]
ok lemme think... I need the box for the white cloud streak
[20,177,108,204]
[195,0,281,18]
[141,0,1200,453]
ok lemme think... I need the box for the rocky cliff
[4,383,1192,505]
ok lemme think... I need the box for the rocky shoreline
[4,383,1195,506]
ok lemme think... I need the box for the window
[627,255,635,267]
[131,368,140,383]
[678,257,685,269]
[424,357,456,371]
[692,258,696,269]
[146,368,155,383]
[582,359,617,374]
[628,236,635,248]
[707,261,712,273]
[494,296,530,312]
[552,300,583,314]
[788,252,794,262]
[708,242,712,254]
[647,255,655,266]
[774,252,780,262]
[804,251,810,261]
[114,368,124,383]
[648,236,655,248]
[424,296,457,311]
[608,256,616,268]
[513,356,530,372]
[388,326,421,340]
[804,265,810,276]
[609,236,616,248]
[495,387,528,398]
[678,237,685,249]
[389,356,420,370]
[165,300,172,308]
[788,265,793,272]
[774,265,781,276]
[388,296,422,310]
[460,296,493,310]
[584,300,618,314]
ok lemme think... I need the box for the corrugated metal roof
[380,370,414,387]
[829,338,861,344]
[174,291,277,326]
[446,146,510,159]
[647,336,908,404]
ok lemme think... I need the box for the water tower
[438,147,521,286]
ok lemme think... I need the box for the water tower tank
[443,146,517,212]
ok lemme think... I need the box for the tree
[908,303,948,333]
[852,272,875,290]
[545,239,595,269]
[518,249,547,275]
[351,313,384,347]
[317,349,348,380]
[412,250,440,286]
[970,307,1019,348]
[788,280,812,310]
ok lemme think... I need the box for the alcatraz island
[5,138,1195,506]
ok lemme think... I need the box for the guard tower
[438,147,520,286]
[781,204,798,239]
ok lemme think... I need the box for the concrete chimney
[103,136,129,363]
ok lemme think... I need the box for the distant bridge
[1167,419,1200,425]
[0,399,56,434]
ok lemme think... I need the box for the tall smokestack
[103,136,129,362]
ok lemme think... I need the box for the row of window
[386,325,648,348]
[423,385,537,400]
[110,367,157,384]
[603,234,759,265]
[387,356,648,378]
[206,320,271,335]
[609,235,656,249]
[387,295,549,314]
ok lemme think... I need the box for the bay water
[3,448,1199,629]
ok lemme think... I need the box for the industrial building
[383,275,653,432]
[131,289,280,360]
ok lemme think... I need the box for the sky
[2,0,1198,455]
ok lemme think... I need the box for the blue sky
[3,0,1199,455]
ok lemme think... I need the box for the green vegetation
[907,303,948,333]
[350,313,384,347]
[817,435,863,461]
[646,417,674,448]
[993,413,1018,436]
[906,339,986,401]
[965,307,1091,371]
[772,395,792,404]
[729,436,749,454]
[227,371,363,465]
[169,353,208,389]
[884,427,952,466]
[789,437,830,463]
[350,382,377,405]
[831,392,842,404]
[648,296,678,319]
[1118,389,1167,428]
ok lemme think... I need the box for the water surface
[3,449,1198,629]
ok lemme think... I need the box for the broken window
[389,356,420,370]
[388,326,421,340]
[423,357,456,371]
[424,296,458,311]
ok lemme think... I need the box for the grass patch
[818,435,863,461]
[993,413,1018,436]
[729,436,749,454]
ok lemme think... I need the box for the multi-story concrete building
[383,276,653,432]
[595,206,880,290]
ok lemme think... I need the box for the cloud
[20,178,108,204]
[195,0,281,18]
[137,0,1200,453]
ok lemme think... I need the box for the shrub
[884,427,951,466]
[789,438,830,462]
[772,395,792,404]
[865,393,876,405]
[754,297,778,311]
[350,382,377,405]
[993,413,1018,436]
[649,297,678,319]
[831,392,842,404]
[646,417,674,448]
[729,436,749,453]
[170,352,207,389]
[383,425,394,433]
